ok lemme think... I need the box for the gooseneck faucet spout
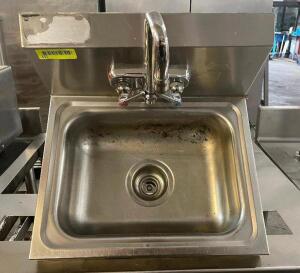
[108,11,190,106]
[144,12,170,104]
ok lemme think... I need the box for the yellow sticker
[35,48,77,60]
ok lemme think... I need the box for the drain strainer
[126,160,174,207]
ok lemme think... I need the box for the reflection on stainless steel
[29,97,268,259]
[18,107,43,137]
[247,59,268,125]
[109,12,190,106]
[25,168,38,194]
[0,20,8,65]
[106,0,190,13]
[256,106,300,190]
[191,0,272,13]
[144,12,170,101]
[19,13,273,98]
[0,66,22,153]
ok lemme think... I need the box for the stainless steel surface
[20,13,273,48]
[0,133,44,193]
[0,108,42,180]
[191,0,272,13]
[256,107,300,141]
[247,59,270,125]
[109,12,189,106]
[25,168,38,194]
[0,216,18,240]
[30,97,267,259]
[144,12,170,101]
[269,60,300,107]
[0,0,99,129]
[256,106,300,189]
[0,195,36,217]
[0,108,44,247]
[9,217,33,241]
[106,0,190,13]
[2,143,300,271]
[19,13,273,98]
[263,61,269,106]
[0,66,22,152]
[19,107,42,137]
[0,19,8,65]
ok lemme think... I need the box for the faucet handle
[118,88,146,107]
[109,64,147,106]
[159,92,182,106]
[159,66,190,106]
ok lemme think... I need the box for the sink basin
[59,111,241,236]
[30,98,268,259]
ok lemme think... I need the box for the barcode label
[35,49,77,60]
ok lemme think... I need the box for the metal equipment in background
[256,106,300,190]
[0,108,44,242]
[105,0,190,13]
[0,19,22,153]
[0,66,22,153]
[191,0,272,13]
[0,0,99,129]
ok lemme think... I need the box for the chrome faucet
[109,11,190,107]
[144,12,169,104]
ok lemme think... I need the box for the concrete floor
[269,59,300,106]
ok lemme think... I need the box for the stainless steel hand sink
[30,98,268,259]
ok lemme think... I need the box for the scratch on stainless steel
[19,13,273,98]
[256,106,300,190]
[2,143,300,271]
[0,66,22,152]
[29,97,267,259]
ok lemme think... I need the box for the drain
[126,160,174,207]
[134,173,166,201]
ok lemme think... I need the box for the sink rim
[30,97,268,259]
